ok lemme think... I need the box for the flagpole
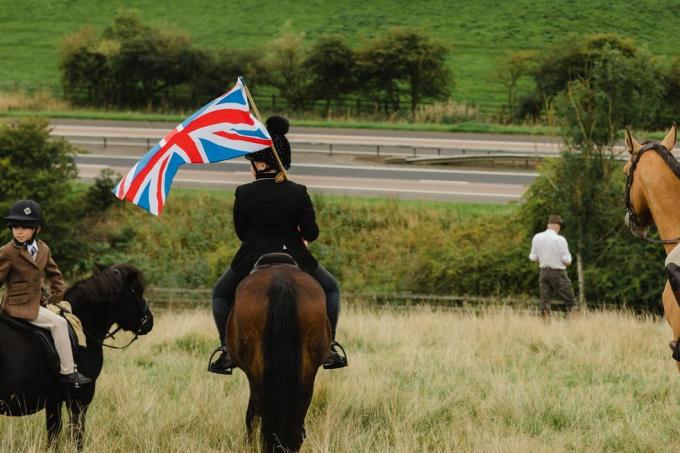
[242,79,289,181]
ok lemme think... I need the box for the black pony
[0,263,153,449]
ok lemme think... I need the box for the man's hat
[547,214,564,226]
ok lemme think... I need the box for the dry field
[2,306,680,452]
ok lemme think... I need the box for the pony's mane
[638,141,680,179]
[65,264,140,305]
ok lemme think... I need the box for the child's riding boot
[61,371,92,388]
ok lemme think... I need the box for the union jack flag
[113,77,272,216]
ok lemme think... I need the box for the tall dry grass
[1,306,679,452]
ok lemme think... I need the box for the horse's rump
[227,264,331,451]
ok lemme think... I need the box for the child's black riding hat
[5,199,43,228]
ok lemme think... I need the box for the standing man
[529,214,576,317]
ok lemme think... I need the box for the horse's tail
[261,274,302,450]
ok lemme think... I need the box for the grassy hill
[2,0,680,111]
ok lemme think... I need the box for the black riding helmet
[5,199,43,228]
[246,115,291,171]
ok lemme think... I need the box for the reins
[625,142,680,245]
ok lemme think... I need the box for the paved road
[52,119,538,203]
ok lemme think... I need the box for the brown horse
[227,254,331,452]
[624,125,680,371]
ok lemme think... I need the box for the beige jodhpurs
[29,306,74,375]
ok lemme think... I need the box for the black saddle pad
[252,253,299,272]
[0,312,79,376]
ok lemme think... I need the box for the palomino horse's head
[623,125,677,239]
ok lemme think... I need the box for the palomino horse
[227,254,331,452]
[624,125,680,371]
[0,263,153,449]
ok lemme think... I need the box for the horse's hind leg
[245,397,258,444]
[45,399,62,446]
[67,400,89,451]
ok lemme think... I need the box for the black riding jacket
[230,175,319,279]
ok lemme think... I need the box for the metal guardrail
[56,134,563,160]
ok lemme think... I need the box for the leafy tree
[531,34,663,143]
[60,11,198,109]
[305,35,356,117]
[357,28,452,115]
[496,50,537,122]
[262,26,310,111]
[386,28,452,115]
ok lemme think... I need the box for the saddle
[251,253,299,272]
[0,310,81,377]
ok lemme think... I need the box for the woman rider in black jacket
[208,116,346,374]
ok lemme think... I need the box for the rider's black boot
[208,347,234,375]
[323,340,348,369]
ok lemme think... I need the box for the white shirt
[27,240,38,261]
[528,228,572,269]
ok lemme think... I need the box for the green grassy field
[2,306,679,452]
[2,0,680,110]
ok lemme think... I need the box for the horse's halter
[84,268,153,350]
[625,142,680,245]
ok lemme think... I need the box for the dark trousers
[212,264,340,347]
[539,268,575,315]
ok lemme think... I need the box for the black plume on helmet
[5,199,43,228]
[246,115,291,171]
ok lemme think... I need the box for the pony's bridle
[83,269,153,350]
[625,142,680,245]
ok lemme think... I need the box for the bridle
[82,268,153,350]
[625,141,680,245]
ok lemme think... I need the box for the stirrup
[323,341,348,370]
[208,346,234,375]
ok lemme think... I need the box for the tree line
[60,12,452,116]
[498,33,680,135]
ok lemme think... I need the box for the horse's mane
[638,141,680,179]
[65,264,141,306]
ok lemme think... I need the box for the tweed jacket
[0,239,65,320]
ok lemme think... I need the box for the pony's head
[107,263,154,336]
[623,125,677,239]
[68,263,154,337]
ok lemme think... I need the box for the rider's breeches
[211,264,342,346]
[29,306,74,375]
[212,268,238,348]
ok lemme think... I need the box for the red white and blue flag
[113,77,272,216]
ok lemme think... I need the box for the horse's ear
[94,262,108,272]
[126,270,138,285]
[661,123,677,151]
[624,126,641,155]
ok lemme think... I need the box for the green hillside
[2,0,680,110]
